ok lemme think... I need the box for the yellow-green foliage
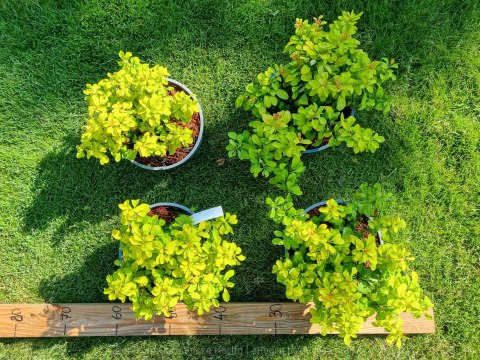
[228,12,396,195]
[104,200,245,320]
[77,51,199,165]
[267,184,433,347]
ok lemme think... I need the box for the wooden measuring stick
[0,303,435,338]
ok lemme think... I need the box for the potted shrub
[77,51,204,170]
[104,199,245,319]
[266,184,433,347]
[227,11,396,194]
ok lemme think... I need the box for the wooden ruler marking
[0,303,435,338]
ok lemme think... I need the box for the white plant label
[191,206,224,225]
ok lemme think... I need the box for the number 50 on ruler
[0,302,434,337]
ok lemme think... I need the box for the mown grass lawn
[0,0,479,359]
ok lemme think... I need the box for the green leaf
[224,270,235,280]
[235,95,245,108]
[222,288,230,302]
[337,95,346,110]
[301,65,310,75]
[264,96,271,108]
[298,94,309,105]
[251,134,261,146]
[275,89,289,100]
[135,276,149,287]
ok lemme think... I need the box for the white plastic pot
[131,78,204,170]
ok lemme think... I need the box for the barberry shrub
[77,51,199,165]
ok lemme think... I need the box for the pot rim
[301,199,383,244]
[148,202,194,215]
[303,199,346,214]
[131,77,204,170]
[301,107,355,154]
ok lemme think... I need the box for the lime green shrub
[77,51,199,165]
[227,12,397,194]
[104,200,245,320]
[267,184,433,347]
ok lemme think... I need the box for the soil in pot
[134,84,201,168]
[148,205,186,223]
[306,207,321,218]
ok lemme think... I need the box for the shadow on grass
[38,243,116,303]
[13,0,480,242]
[35,241,316,359]
[4,0,475,114]
[25,121,287,297]
[22,134,163,245]
[22,333,320,359]
[298,111,409,205]
[0,0,307,106]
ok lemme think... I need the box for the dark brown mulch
[147,206,180,223]
[135,111,200,167]
[167,84,181,97]
[135,84,201,168]
[307,207,321,218]
[355,215,381,245]
[355,216,370,239]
